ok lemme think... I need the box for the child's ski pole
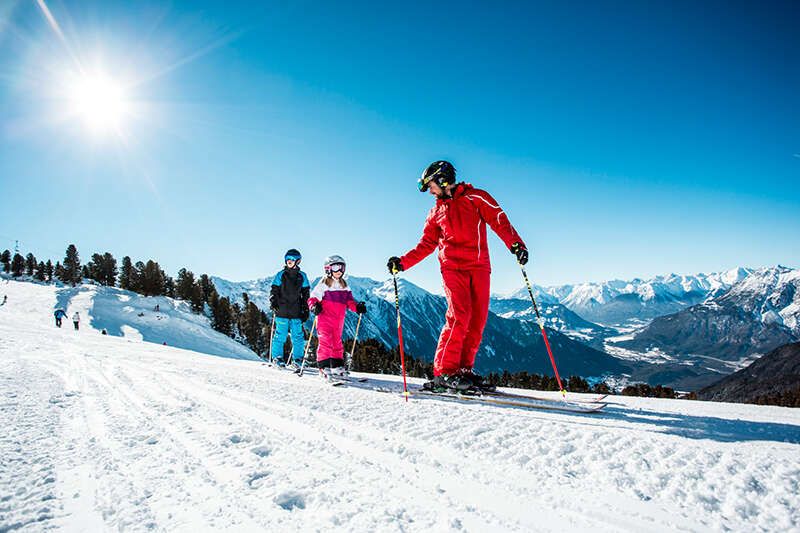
[345,312,363,372]
[267,314,276,362]
[298,316,318,377]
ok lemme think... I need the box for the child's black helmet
[284,249,301,262]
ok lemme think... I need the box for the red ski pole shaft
[519,262,566,397]
[392,269,409,401]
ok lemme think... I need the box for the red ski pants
[434,269,491,376]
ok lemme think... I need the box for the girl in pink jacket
[308,255,367,379]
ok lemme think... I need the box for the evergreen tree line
[208,292,273,358]
[620,383,678,399]
[748,387,800,408]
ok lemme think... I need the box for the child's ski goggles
[325,263,345,273]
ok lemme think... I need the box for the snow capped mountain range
[212,266,799,388]
[510,268,754,325]
[620,266,800,364]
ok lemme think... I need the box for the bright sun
[67,72,130,133]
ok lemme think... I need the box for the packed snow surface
[1,280,799,532]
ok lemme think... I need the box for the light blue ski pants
[271,317,305,362]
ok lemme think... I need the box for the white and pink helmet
[324,255,346,276]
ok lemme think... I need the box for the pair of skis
[409,388,607,413]
[319,373,369,387]
[320,373,607,413]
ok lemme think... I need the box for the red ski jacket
[401,183,525,272]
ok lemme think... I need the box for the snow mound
[0,278,257,361]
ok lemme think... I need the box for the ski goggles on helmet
[418,174,434,192]
[285,255,301,262]
[418,163,454,192]
[325,262,345,273]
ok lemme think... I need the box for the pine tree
[199,274,213,304]
[164,276,175,298]
[176,269,196,301]
[35,261,46,282]
[100,252,117,286]
[189,281,204,313]
[211,296,234,336]
[25,253,37,276]
[1,250,10,273]
[62,244,81,286]
[119,256,133,290]
[44,260,54,282]
[11,253,25,277]
[138,260,166,296]
[130,261,145,293]
[240,301,264,354]
[54,262,64,282]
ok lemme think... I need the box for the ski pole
[345,312,363,372]
[518,261,566,398]
[391,268,410,401]
[267,314,276,362]
[298,316,318,377]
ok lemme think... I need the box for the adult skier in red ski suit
[388,161,529,391]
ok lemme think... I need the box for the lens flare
[67,73,130,132]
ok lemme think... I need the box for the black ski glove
[356,301,367,314]
[301,308,309,321]
[387,256,404,274]
[312,301,323,315]
[269,297,278,313]
[511,242,529,265]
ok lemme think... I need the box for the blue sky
[1,0,798,294]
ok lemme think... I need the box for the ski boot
[458,369,496,392]
[423,374,474,394]
[330,366,348,379]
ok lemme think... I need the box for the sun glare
[67,72,130,133]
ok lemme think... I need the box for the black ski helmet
[418,160,456,192]
[284,249,302,262]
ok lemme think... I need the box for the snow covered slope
[2,277,800,531]
[0,278,258,361]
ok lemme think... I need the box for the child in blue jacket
[269,249,310,368]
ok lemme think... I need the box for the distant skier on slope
[387,160,529,392]
[307,255,367,380]
[53,308,67,328]
[269,249,311,369]
[72,311,80,331]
